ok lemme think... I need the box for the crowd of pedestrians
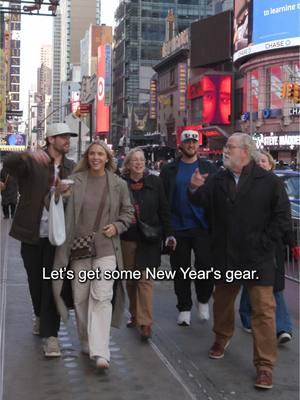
[1,126,298,391]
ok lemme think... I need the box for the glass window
[249,70,258,113]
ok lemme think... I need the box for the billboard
[202,75,232,125]
[233,0,300,62]
[190,11,232,68]
[6,133,26,146]
[0,49,5,134]
[178,63,187,111]
[149,79,157,119]
[96,45,110,134]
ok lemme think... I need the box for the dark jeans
[2,203,16,218]
[239,287,293,335]
[170,232,214,311]
[21,238,60,338]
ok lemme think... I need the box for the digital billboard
[191,10,232,68]
[234,0,300,62]
[202,75,232,125]
[96,45,110,134]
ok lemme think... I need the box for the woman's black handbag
[137,219,162,243]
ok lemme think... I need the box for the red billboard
[96,45,110,134]
[202,75,232,125]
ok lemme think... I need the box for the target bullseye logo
[97,77,105,101]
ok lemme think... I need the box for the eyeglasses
[130,159,145,163]
[223,144,243,151]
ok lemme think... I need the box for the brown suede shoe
[140,325,152,340]
[255,370,273,389]
[208,340,230,359]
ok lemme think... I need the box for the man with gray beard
[188,133,292,390]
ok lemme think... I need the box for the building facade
[51,0,101,122]
[238,49,300,163]
[233,0,300,163]
[112,0,214,147]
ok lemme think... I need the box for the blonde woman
[53,141,134,369]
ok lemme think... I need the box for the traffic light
[293,83,300,104]
[280,83,287,98]
[287,83,294,99]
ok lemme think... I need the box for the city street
[0,218,299,400]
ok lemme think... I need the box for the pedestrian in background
[160,130,216,327]
[0,166,18,219]
[3,123,77,357]
[53,141,133,370]
[239,150,299,345]
[188,133,292,389]
[121,147,175,340]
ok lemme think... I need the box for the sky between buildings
[20,0,119,122]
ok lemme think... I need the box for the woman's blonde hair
[122,147,145,176]
[74,141,116,173]
[255,150,276,171]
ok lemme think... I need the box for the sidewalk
[1,219,299,400]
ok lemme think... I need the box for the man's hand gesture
[29,149,50,166]
[190,168,207,190]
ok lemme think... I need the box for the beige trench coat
[52,169,134,327]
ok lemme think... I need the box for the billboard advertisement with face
[233,0,300,62]
[202,75,232,125]
[96,45,110,134]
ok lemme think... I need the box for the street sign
[80,103,91,114]
[6,110,23,118]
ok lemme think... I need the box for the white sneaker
[177,311,191,326]
[43,336,61,357]
[32,317,40,335]
[95,356,109,370]
[197,302,210,321]
[277,332,292,345]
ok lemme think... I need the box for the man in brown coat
[4,123,77,357]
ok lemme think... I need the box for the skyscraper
[51,0,101,122]
[37,45,52,136]
[112,0,214,144]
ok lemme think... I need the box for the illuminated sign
[96,45,110,134]
[201,75,232,125]
[8,4,21,113]
[178,63,187,112]
[104,44,112,105]
[254,132,300,147]
[233,0,300,62]
[149,80,157,119]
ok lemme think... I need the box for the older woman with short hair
[121,147,175,340]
